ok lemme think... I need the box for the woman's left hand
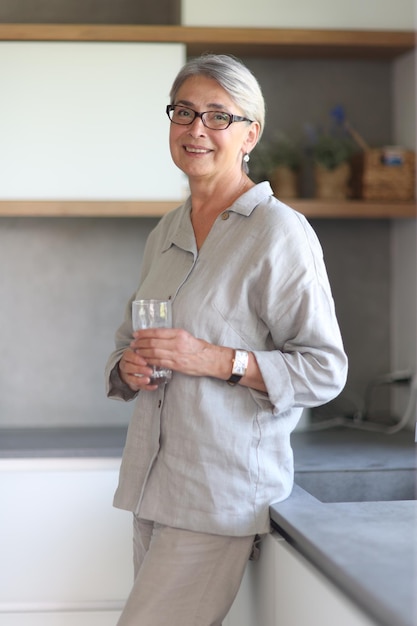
[130,328,225,379]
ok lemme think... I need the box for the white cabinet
[0,612,121,626]
[225,532,376,626]
[0,458,132,626]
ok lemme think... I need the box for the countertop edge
[270,486,415,626]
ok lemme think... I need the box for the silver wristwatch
[227,349,249,386]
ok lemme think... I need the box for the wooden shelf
[289,199,417,219]
[0,200,415,219]
[0,24,415,59]
[0,200,180,218]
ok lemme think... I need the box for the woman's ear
[244,121,261,155]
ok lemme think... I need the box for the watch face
[233,350,248,376]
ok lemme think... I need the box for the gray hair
[169,54,265,144]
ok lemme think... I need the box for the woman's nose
[188,116,206,134]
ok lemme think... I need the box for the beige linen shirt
[105,182,347,536]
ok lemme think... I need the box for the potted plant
[307,107,358,199]
[311,134,354,171]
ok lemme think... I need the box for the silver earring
[243,153,250,163]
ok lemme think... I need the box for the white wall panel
[0,42,185,200]
[182,0,415,30]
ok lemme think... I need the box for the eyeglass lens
[168,106,232,130]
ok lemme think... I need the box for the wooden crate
[351,148,415,200]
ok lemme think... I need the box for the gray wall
[312,219,390,419]
[0,217,157,427]
[0,58,395,427]
[0,0,181,24]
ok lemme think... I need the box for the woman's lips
[184,146,212,155]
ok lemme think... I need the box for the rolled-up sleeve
[254,283,347,414]
[252,210,347,414]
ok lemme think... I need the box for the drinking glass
[132,299,172,386]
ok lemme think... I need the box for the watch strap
[227,373,243,386]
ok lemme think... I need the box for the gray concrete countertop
[271,427,417,626]
[291,427,416,472]
[0,426,127,458]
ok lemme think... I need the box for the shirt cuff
[107,362,138,402]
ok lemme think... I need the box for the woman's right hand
[117,347,158,391]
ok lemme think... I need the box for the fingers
[130,329,181,369]
[131,327,178,348]
[131,327,192,351]
[130,328,211,377]
[119,348,158,391]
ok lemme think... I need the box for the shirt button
[158,400,162,408]
[221,212,230,220]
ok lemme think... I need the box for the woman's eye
[212,112,229,122]
[177,108,192,118]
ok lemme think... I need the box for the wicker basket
[269,166,299,198]
[351,148,416,201]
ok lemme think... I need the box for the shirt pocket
[211,296,268,350]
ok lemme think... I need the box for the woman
[106,54,347,626]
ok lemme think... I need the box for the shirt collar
[228,181,273,216]
[161,181,274,253]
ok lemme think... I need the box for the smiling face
[168,75,259,185]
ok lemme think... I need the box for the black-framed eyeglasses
[166,104,253,131]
